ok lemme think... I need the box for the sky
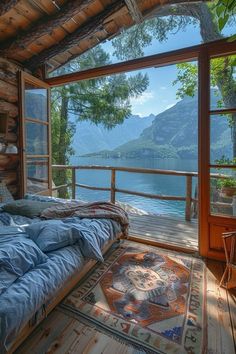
[99,19,235,117]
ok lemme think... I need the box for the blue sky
[101,19,235,117]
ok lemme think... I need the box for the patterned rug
[60,242,207,354]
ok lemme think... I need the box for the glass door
[200,53,236,259]
[19,71,51,196]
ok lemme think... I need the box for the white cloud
[130,91,154,106]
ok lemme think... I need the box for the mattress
[0,210,121,353]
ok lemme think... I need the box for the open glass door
[19,71,51,196]
[200,52,236,260]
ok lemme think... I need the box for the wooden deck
[128,213,198,251]
[15,256,236,354]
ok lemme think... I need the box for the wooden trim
[46,38,236,87]
[52,183,69,191]
[110,169,116,203]
[48,86,52,194]
[18,71,26,198]
[208,215,236,225]
[9,238,120,353]
[21,71,50,89]
[210,108,236,115]
[76,183,110,192]
[185,175,192,221]
[19,70,51,196]
[26,155,50,158]
[198,47,210,257]
[209,164,236,169]
[52,164,198,177]
[115,187,186,201]
[46,48,198,87]
[25,118,49,125]
[124,0,143,23]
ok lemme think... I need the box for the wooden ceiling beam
[0,0,19,16]
[24,0,125,71]
[124,0,143,23]
[0,0,95,55]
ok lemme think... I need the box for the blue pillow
[0,236,48,295]
[25,220,77,252]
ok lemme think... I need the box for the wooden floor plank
[128,213,198,250]
[227,288,236,349]
[206,260,235,354]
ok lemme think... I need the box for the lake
[70,157,198,217]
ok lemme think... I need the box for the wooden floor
[15,257,236,354]
[128,213,198,251]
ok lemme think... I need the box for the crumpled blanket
[40,201,129,236]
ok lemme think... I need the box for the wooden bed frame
[8,235,123,353]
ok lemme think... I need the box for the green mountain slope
[85,94,231,159]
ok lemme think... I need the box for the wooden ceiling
[0,0,205,73]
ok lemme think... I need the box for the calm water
[70,157,198,217]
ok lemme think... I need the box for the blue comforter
[0,212,121,353]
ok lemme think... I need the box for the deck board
[128,213,198,250]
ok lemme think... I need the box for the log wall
[0,57,23,198]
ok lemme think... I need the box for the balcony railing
[52,165,236,221]
[52,165,199,221]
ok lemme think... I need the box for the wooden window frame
[19,71,52,197]
[44,37,236,259]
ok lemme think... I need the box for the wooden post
[110,169,116,204]
[185,175,192,221]
[71,167,76,199]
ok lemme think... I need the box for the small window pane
[210,54,236,111]
[25,83,47,121]
[26,158,49,193]
[26,122,48,155]
[210,168,236,218]
[210,114,235,164]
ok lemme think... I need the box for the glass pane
[210,54,236,111]
[26,158,49,193]
[26,122,48,155]
[25,82,48,121]
[210,168,236,218]
[50,11,236,78]
[210,113,235,164]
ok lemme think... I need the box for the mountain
[84,94,232,159]
[71,114,155,156]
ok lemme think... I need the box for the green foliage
[112,15,194,60]
[214,156,236,190]
[172,63,198,99]
[214,0,236,32]
[217,177,236,188]
[173,55,236,111]
[215,156,236,165]
[51,46,149,196]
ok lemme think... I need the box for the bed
[0,195,127,354]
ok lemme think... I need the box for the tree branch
[0,0,94,54]
[145,2,221,42]
[124,0,143,23]
[24,0,125,71]
[0,0,19,16]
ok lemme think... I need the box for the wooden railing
[52,165,198,221]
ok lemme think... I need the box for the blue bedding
[0,210,121,353]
